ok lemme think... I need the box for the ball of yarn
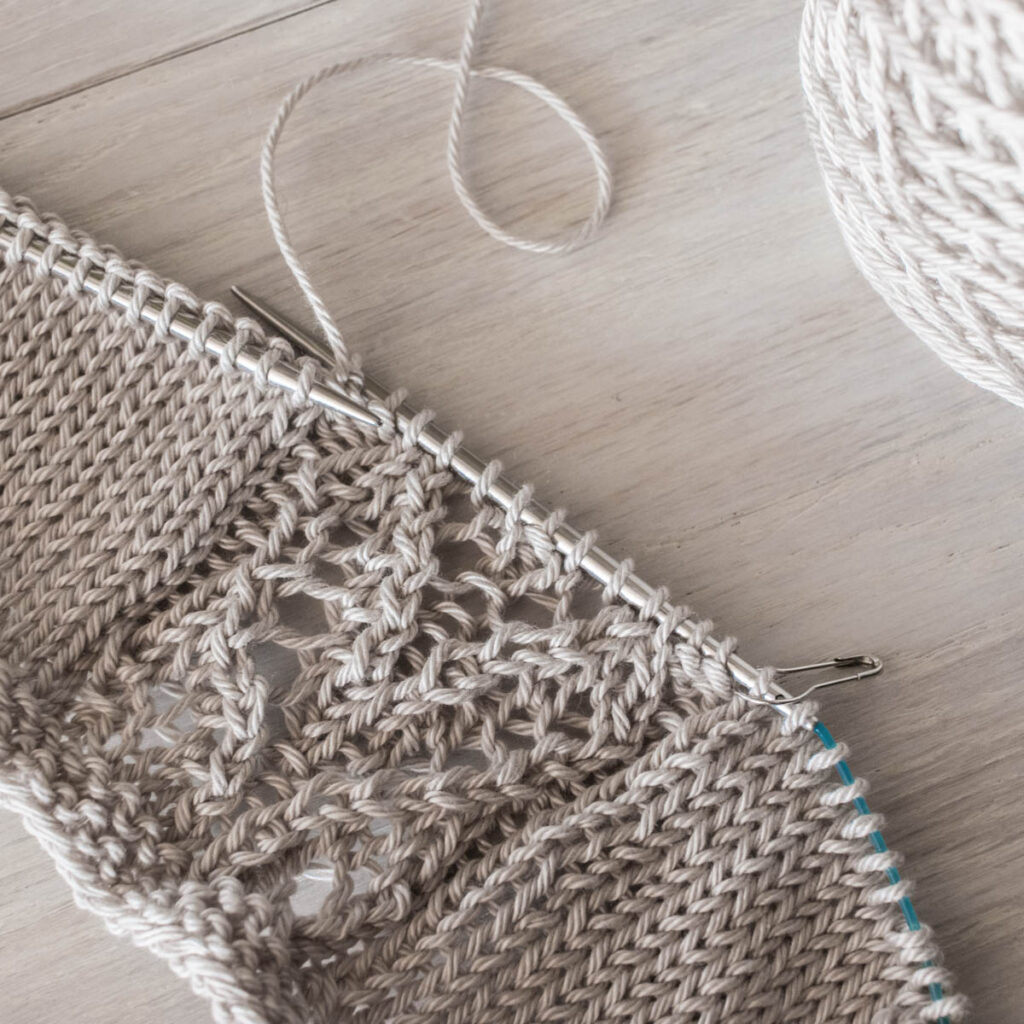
[801,0,1024,408]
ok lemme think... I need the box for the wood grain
[0,1,1019,1019]
[0,0,338,120]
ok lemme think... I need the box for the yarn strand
[260,0,614,376]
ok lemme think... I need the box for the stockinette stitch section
[0,189,958,1023]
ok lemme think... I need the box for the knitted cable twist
[0,188,964,1022]
[802,0,1024,409]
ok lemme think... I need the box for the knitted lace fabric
[0,191,957,1023]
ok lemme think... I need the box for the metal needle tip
[230,286,379,427]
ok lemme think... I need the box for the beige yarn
[0,188,963,1023]
[802,0,1024,410]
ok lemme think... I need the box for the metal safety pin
[740,655,884,707]
[0,222,883,718]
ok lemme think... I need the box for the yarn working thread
[802,0,1024,409]
[260,0,613,382]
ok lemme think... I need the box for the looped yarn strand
[260,0,614,376]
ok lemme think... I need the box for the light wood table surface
[1,2,1019,1020]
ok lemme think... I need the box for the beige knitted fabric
[0,190,959,1023]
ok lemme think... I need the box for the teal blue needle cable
[814,721,950,1023]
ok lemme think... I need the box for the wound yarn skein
[802,0,1024,409]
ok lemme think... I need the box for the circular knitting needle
[0,222,883,717]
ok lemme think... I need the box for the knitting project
[0,190,961,1023]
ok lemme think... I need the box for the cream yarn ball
[802,0,1024,408]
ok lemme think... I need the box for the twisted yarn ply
[802,0,1024,408]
